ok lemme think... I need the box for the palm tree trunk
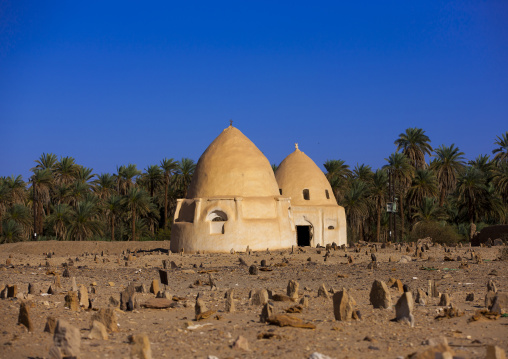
[37,201,44,235]
[376,199,381,242]
[439,187,446,207]
[132,207,136,241]
[164,177,168,228]
[111,215,115,242]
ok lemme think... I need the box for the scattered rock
[317,283,330,299]
[439,293,451,307]
[394,292,414,327]
[231,335,250,351]
[225,289,235,313]
[88,320,108,340]
[150,280,159,294]
[250,289,268,306]
[91,308,118,333]
[195,294,208,320]
[64,291,80,311]
[485,345,507,359]
[141,298,173,309]
[332,288,355,321]
[287,280,299,299]
[18,301,33,332]
[489,292,508,314]
[466,293,474,302]
[44,316,57,334]
[428,279,439,298]
[49,319,81,359]
[249,265,259,275]
[267,314,316,329]
[78,285,89,308]
[120,283,139,311]
[369,280,391,309]
[415,288,427,305]
[129,333,152,359]
[260,303,274,323]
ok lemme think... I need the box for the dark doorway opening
[297,226,311,246]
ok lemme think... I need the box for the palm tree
[455,167,490,237]
[406,169,439,211]
[67,201,103,241]
[383,152,414,239]
[493,162,508,207]
[46,204,72,240]
[0,181,12,235]
[469,155,495,183]
[32,153,58,172]
[431,144,465,206]
[75,166,94,184]
[142,165,163,198]
[492,131,508,164]
[341,180,370,242]
[69,181,90,208]
[125,187,152,241]
[4,175,26,204]
[92,173,116,200]
[371,169,388,242]
[54,156,78,185]
[104,195,125,241]
[160,158,178,228]
[31,168,53,237]
[412,197,446,224]
[352,164,374,183]
[116,164,141,195]
[324,159,352,202]
[173,158,196,198]
[5,204,32,239]
[271,164,278,172]
[395,127,433,170]
[1,220,23,243]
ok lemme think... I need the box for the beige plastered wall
[292,205,347,247]
[170,196,296,253]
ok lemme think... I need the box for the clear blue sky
[1,1,507,181]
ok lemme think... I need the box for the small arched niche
[207,210,228,234]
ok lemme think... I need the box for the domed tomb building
[275,145,347,247]
[170,125,296,253]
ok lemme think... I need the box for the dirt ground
[0,240,506,359]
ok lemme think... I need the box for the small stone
[49,319,81,359]
[225,289,235,313]
[487,279,498,293]
[249,265,259,275]
[120,283,139,311]
[54,274,62,289]
[71,277,78,292]
[486,345,507,359]
[78,285,89,308]
[44,316,57,334]
[287,280,299,299]
[260,303,274,323]
[91,308,118,333]
[439,293,451,306]
[317,284,330,299]
[395,292,415,327]
[28,283,39,295]
[465,293,474,302]
[62,268,70,278]
[250,289,269,306]
[231,335,250,351]
[369,280,391,309]
[7,285,17,298]
[299,296,309,308]
[18,301,33,332]
[332,288,355,321]
[195,294,208,320]
[150,280,159,294]
[88,320,108,340]
[129,333,152,359]
[65,291,80,311]
[490,292,508,314]
[415,288,427,305]
[428,279,439,297]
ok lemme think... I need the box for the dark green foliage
[409,221,462,245]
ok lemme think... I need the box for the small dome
[186,126,280,198]
[275,146,337,206]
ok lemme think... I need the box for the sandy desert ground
[0,240,507,359]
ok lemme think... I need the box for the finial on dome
[295,143,299,151]
[229,119,233,127]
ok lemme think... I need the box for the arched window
[207,210,227,234]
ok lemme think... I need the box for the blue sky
[1,1,507,181]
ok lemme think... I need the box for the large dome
[275,146,337,206]
[186,126,280,199]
